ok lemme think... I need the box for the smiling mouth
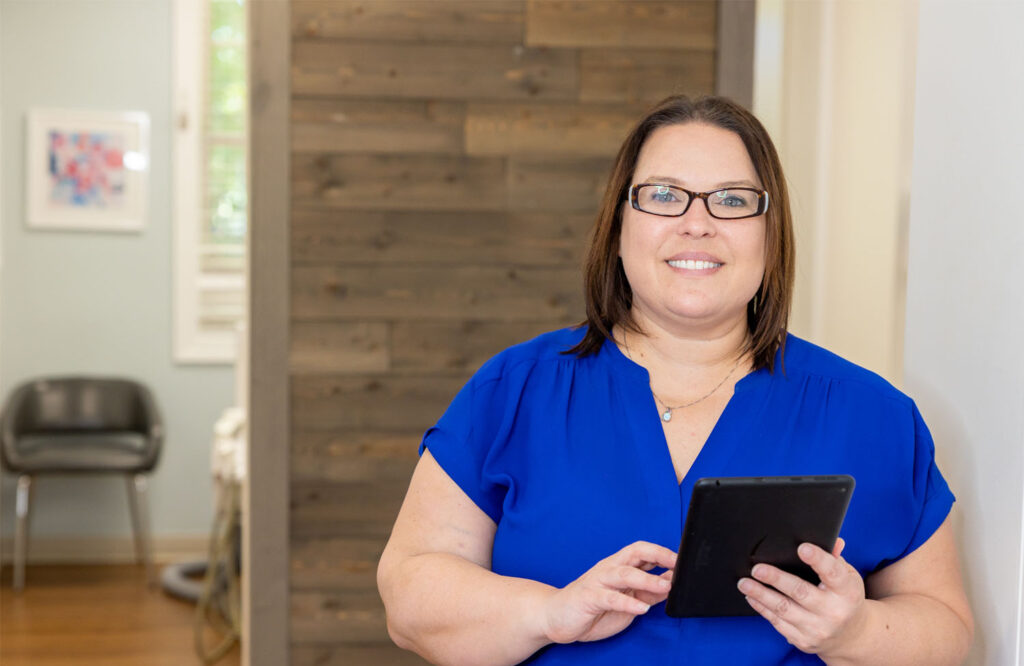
[667,259,722,270]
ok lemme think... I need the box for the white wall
[904,1,1024,663]
[0,1,234,554]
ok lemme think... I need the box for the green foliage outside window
[207,0,247,250]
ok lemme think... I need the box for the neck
[617,308,750,373]
[614,308,753,411]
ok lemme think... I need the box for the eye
[650,185,679,203]
[713,190,750,207]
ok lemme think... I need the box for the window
[173,0,247,363]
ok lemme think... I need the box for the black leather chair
[0,377,163,590]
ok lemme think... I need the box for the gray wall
[904,2,1024,663]
[0,1,234,544]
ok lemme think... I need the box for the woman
[376,96,973,664]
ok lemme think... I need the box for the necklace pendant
[662,410,672,422]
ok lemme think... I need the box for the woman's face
[619,122,767,335]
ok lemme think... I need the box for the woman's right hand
[542,541,678,644]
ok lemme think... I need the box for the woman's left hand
[737,538,868,658]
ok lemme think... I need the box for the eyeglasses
[628,183,769,220]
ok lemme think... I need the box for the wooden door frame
[716,0,756,108]
[244,1,290,665]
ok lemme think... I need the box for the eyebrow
[641,175,761,189]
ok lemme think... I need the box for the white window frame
[172,0,244,364]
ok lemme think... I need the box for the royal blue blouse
[420,327,954,665]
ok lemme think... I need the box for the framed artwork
[26,109,150,232]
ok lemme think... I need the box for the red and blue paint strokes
[47,130,125,208]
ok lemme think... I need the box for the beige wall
[755,0,918,386]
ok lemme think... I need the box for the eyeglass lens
[634,184,763,219]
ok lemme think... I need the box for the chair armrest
[134,383,164,470]
[0,381,36,470]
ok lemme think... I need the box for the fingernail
[799,543,813,558]
[737,579,751,593]
[658,579,671,589]
[751,564,765,578]
[635,602,650,613]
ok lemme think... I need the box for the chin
[666,296,718,317]
[665,299,748,329]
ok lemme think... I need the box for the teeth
[668,259,721,270]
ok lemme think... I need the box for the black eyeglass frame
[628,183,770,220]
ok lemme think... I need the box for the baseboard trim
[0,534,210,565]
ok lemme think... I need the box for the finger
[738,576,815,626]
[798,543,856,592]
[615,541,678,571]
[589,588,651,615]
[632,570,675,605]
[745,595,806,646]
[634,587,671,606]
[600,565,672,597]
[749,563,821,611]
[831,538,846,558]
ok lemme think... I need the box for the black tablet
[665,475,855,618]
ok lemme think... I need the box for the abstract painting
[27,109,150,231]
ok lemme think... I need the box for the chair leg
[125,474,156,587]
[13,475,34,591]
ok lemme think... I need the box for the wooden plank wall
[287,2,719,663]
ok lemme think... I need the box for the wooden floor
[0,564,241,666]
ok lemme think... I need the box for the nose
[676,198,716,237]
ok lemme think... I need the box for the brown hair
[568,95,795,372]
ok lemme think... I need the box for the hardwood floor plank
[0,564,240,666]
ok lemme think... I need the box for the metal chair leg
[125,474,156,587]
[13,475,34,591]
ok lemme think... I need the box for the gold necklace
[622,331,744,423]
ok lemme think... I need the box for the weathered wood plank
[291,375,466,431]
[291,589,391,643]
[292,429,421,483]
[291,478,414,540]
[291,535,386,590]
[466,102,642,156]
[292,644,428,666]
[292,154,507,211]
[392,320,573,374]
[291,99,465,154]
[525,0,717,49]
[291,209,592,266]
[291,265,583,321]
[507,157,613,211]
[580,48,716,102]
[290,321,390,375]
[292,40,577,100]
[292,0,525,44]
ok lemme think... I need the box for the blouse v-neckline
[600,337,768,505]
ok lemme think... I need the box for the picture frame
[26,108,150,232]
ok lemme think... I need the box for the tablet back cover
[665,475,854,618]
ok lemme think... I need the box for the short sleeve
[419,372,510,524]
[896,402,955,559]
